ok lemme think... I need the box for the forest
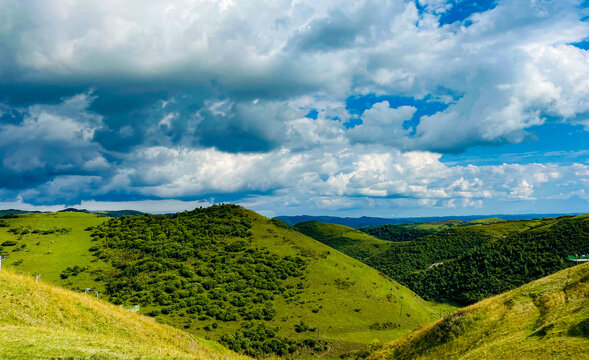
[365,216,589,305]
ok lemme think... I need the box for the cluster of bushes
[8,226,72,236]
[369,321,399,330]
[60,265,87,279]
[89,205,309,356]
[220,322,326,357]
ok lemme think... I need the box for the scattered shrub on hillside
[1,240,17,246]
[369,321,399,330]
[60,265,87,279]
[88,204,309,357]
[334,278,355,290]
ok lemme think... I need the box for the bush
[1,240,17,246]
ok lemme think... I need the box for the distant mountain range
[274,213,582,228]
[0,208,143,218]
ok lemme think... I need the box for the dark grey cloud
[0,0,587,215]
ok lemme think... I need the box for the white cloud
[0,0,588,215]
[348,102,415,147]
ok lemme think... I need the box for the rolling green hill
[396,215,589,305]
[294,221,394,261]
[0,206,451,358]
[0,269,248,360]
[368,263,589,360]
[301,216,588,306]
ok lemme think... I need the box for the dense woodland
[365,228,493,280]
[365,216,589,305]
[89,205,320,356]
[400,216,589,304]
[359,224,436,242]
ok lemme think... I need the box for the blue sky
[0,0,588,217]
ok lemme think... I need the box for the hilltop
[0,205,451,358]
[294,221,394,261]
[0,269,247,360]
[368,263,589,360]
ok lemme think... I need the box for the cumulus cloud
[0,92,108,189]
[0,0,588,215]
[347,102,415,147]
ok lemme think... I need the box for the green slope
[294,221,394,261]
[368,263,589,360]
[0,269,248,360]
[0,212,109,291]
[0,206,449,358]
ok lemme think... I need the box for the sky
[0,0,588,218]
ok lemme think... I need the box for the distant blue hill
[274,213,581,228]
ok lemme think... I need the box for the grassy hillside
[294,221,394,261]
[368,263,589,360]
[90,206,452,357]
[359,217,547,243]
[0,212,110,291]
[0,206,450,358]
[302,216,587,306]
[0,269,247,360]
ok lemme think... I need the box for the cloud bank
[0,0,588,215]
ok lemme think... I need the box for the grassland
[0,269,249,360]
[0,208,455,358]
[0,212,109,291]
[368,262,589,360]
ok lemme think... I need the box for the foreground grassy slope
[294,221,394,261]
[0,269,247,360]
[0,212,109,290]
[369,263,589,360]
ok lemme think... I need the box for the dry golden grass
[369,263,589,360]
[0,269,251,360]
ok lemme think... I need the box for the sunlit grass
[369,263,589,360]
